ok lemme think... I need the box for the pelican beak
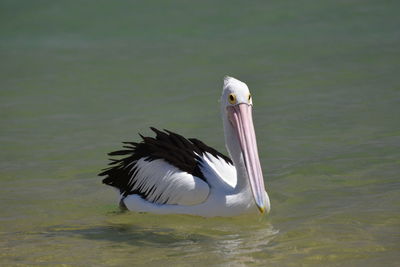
[227,103,269,214]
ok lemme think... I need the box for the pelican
[99,76,270,217]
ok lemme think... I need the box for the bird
[99,76,270,217]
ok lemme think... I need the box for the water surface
[1,1,399,266]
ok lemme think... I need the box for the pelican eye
[248,94,252,102]
[228,93,237,104]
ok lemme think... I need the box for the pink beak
[227,103,268,213]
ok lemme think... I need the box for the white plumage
[123,152,256,217]
[127,158,209,205]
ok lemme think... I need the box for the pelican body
[99,77,270,217]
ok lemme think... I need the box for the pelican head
[221,76,270,214]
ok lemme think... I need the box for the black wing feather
[99,128,232,200]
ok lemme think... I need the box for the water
[1,0,399,266]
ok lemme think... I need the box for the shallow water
[1,0,399,266]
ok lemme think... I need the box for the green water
[1,0,399,266]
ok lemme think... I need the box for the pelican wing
[100,128,233,205]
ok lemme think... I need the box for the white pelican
[99,76,271,217]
